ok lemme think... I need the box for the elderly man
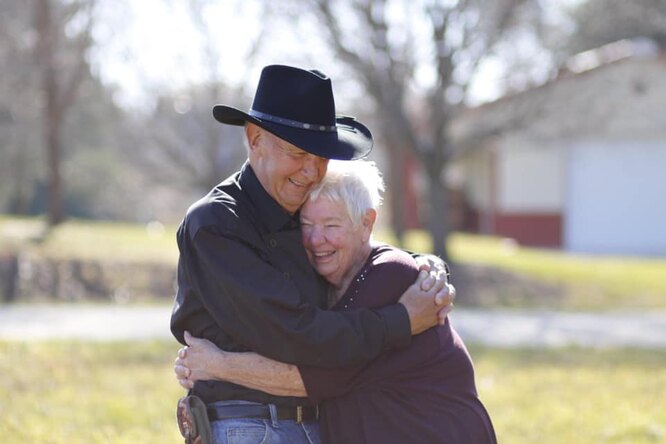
[171,65,454,444]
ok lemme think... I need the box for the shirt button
[283,272,290,279]
[269,239,277,247]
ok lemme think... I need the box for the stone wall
[449,263,564,308]
[0,252,176,303]
[1,251,564,307]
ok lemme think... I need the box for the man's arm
[298,255,447,402]
[410,252,455,327]
[175,326,443,402]
[174,253,455,400]
[172,205,452,367]
[173,221,450,368]
[412,253,450,283]
[175,331,307,397]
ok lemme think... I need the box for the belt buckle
[296,406,303,423]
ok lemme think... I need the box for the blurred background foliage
[5,0,662,240]
[1,0,666,295]
[2,3,665,442]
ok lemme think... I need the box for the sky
[92,0,266,108]
[90,0,583,110]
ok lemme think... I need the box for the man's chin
[279,196,307,213]
[287,197,308,211]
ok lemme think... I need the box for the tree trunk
[46,112,64,225]
[425,169,450,261]
[386,143,406,247]
[10,138,30,214]
[35,0,64,226]
[423,149,450,262]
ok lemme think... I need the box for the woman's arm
[175,331,307,397]
[175,252,450,401]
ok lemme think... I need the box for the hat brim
[212,105,372,160]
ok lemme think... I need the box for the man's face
[248,125,329,214]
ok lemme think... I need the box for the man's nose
[302,155,323,179]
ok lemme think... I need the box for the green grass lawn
[0,340,663,443]
[0,216,179,265]
[0,340,184,443]
[380,230,666,309]
[448,233,666,308]
[2,215,666,309]
[472,346,666,443]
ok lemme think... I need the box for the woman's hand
[174,331,225,390]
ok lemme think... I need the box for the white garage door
[565,140,666,256]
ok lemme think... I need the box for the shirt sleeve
[171,218,411,369]
[298,252,442,402]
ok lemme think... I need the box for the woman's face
[300,197,373,288]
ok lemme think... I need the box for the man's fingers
[430,273,446,295]
[435,284,456,325]
[415,270,433,291]
[437,304,453,325]
[419,269,450,295]
[435,283,456,306]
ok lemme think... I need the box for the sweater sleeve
[298,248,442,402]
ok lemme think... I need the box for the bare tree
[307,0,542,260]
[0,1,43,214]
[132,0,270,193]
[565,0,666,53]
[33,0,95,225]
[138,85,247,192]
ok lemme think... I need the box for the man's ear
[245,123,262,153]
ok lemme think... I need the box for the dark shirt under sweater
[299,245,497,444]
[170,162,411,407]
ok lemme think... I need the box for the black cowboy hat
[212,65,373,160]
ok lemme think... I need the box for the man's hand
[398,270,456,335]
[414,254,450,284]
[174,331,225,390]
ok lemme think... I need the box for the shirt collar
[239,161,300,232]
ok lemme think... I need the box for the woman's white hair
[308,160,385,225]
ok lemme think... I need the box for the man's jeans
[209,400,321,444]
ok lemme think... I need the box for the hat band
[249,109,337,133]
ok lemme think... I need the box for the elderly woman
[176,160,496,444]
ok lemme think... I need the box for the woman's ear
[362,209,377,241]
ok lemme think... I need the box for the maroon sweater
[298,245,496,444]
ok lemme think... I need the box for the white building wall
[497,139,565,213]
[461,149,492,210]
[565,139,666,255]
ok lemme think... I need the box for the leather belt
[207,404,319,423]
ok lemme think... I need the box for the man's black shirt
[171,162,410,406]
